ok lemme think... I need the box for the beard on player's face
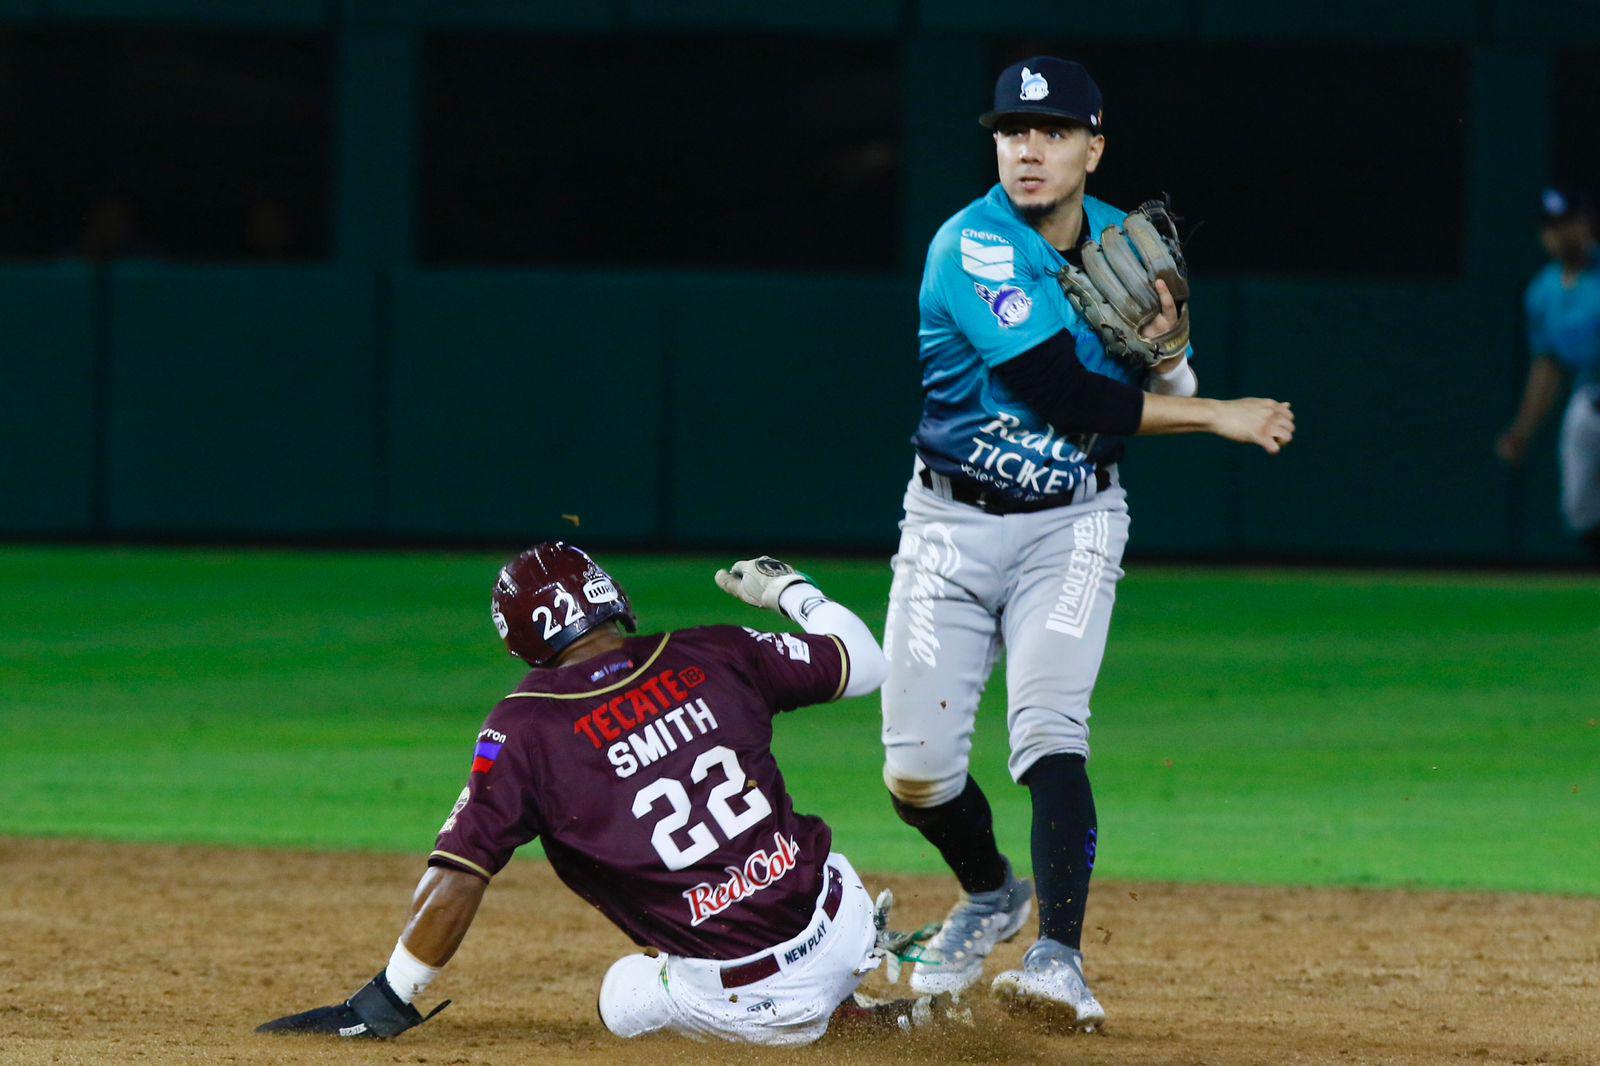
[1004,170,1084,221]
[1015,193,1073,222]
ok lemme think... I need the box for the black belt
[918,465,1110,516]
[719,866,843,988]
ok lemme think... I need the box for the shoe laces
[931,898,1007,957]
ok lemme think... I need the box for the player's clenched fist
[714,556,809,613]
[1213,398,1296,454]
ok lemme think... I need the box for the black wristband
[347,971,425,1038]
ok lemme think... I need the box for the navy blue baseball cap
[979,56,1104,132]
[1539,185,1592,223]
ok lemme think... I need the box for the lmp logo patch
[974,282,1033,328]
[960,236,1015,281]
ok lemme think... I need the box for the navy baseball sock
[890,776,1008,894]
[1022,753,1098,951]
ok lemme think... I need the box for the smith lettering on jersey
[429,625,849,959]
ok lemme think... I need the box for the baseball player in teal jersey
[1496,187,1600,563]
[879,56,1296,1029]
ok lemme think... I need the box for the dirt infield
[2,838,1596,1065]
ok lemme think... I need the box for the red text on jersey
[572,667,707,749]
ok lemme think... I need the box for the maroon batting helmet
[490,542,637,665]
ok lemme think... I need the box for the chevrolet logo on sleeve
[960,237,1015,281]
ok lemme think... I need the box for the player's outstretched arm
[1495,355,1565,465]
[395,865,488,970]
[715,556,888,697]
[255,865,484,1039]
[1137,393,1295,454]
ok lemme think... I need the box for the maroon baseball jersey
[430,625,851,960]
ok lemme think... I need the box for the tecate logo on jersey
[573,667,705,750]
[681,832,800,926]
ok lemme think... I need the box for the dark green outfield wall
[3,266,1579,560]
[0,1,1590,562]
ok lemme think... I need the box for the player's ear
[1085,132,1105,174]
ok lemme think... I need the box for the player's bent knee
[883,766,966,810]
[597,954,673,1038]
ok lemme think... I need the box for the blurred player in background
[1496,186,1600,563]
[257,544,950,1046]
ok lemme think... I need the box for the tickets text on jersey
[965,411,1091,496]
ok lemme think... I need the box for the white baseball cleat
[908,864,1034,995]
[991,939,1107,1032]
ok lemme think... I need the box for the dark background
[1,1,1596,563]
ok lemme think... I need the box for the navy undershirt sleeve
[994,330,1145,437]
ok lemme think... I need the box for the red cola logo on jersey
[682,832,799,926]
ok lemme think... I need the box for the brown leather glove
[1056,198,1191,369]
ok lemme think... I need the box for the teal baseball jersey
[912,184,1142,504]
[1526,252,1600,390]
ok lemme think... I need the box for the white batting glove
[713,556,808,613]
[868,888,944,986]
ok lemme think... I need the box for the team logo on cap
[1019,67,1049,101]
[974,282,1033,328]
[1543,188,1569,217]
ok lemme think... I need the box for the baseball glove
[1055,198,1191,370]
[255,971,450,1040]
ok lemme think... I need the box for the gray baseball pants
[1560,386,1600,534]
[880,465,1131,808]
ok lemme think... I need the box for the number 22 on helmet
[490,542,638,665]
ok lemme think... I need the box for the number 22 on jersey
[631,745,771,870]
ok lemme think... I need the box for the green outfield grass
[2,547,1596,894]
